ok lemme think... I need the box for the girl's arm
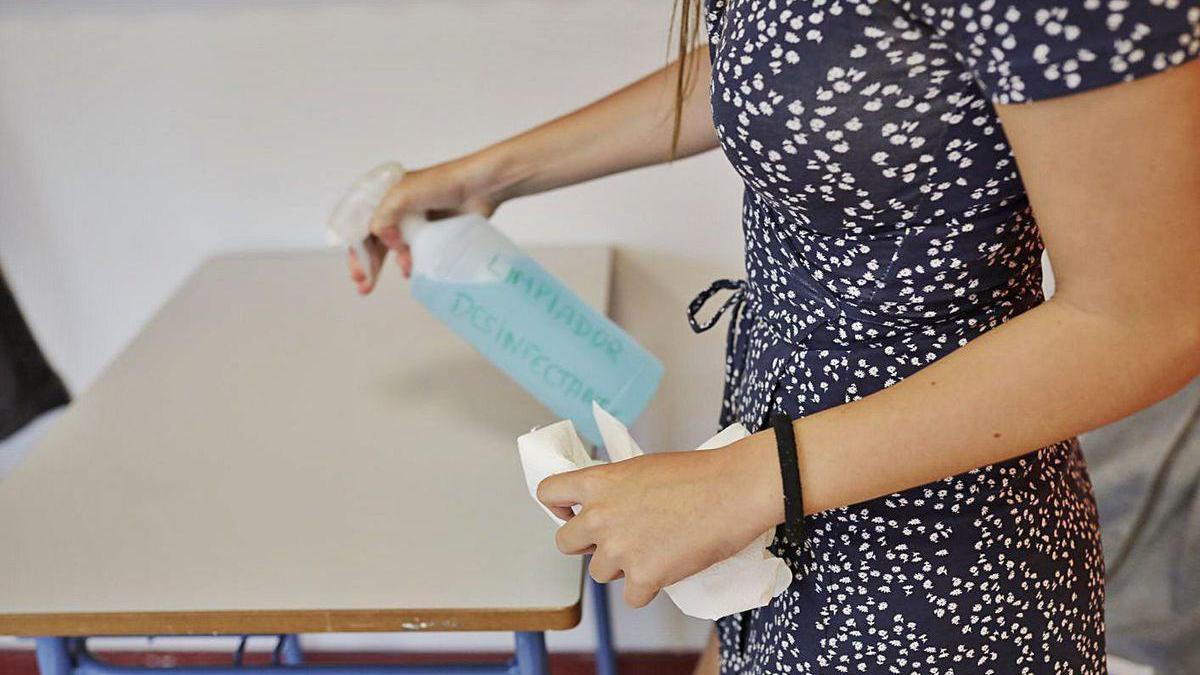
[538,59,1200,608]
[479,45,719,203]
[354,47,717,288]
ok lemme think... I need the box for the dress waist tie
[686,278,752,429]
[687,278,759,652]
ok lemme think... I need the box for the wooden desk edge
[0,600,583,637]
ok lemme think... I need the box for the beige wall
[0,0,749,654]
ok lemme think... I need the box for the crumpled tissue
[517,402,793,620]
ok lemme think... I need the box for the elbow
[1103,301,1200,399]
[1055,289,1200,393]
[1182,318,1200,379]
[1158,309,1200,382]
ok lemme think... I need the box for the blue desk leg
[35,637,71,675]
[589,578,618,675]
[511,632,547,675]
[279,634,304,665]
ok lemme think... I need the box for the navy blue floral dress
[686,1,1200,672]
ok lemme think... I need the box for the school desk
[0,248,620,675]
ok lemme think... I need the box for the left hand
[536,439,779,608]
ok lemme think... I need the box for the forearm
[738,296,1200,525]
[468,47,718,203]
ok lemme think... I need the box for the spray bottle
[329,162,663,444]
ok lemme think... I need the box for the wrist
[725,429,786,531]
[461,140,538,207]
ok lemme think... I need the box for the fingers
[535,470,590,512]
[589,551,659,609]
[546,503,575,523]
[368,186,411,251]
[622,576,661,609]
[541,467,663,607]
[587,553,623,584]
[394,243,413,278]
[586,543,659,608]
[367,184,423,281]
[347,238,388,294]
[554,511,596,555]
[347,247,372,294]
[365,238,386,287]
[538,469,593,523]
[348,248,367,285]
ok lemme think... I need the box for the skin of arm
[481,45,719,202]
[538,59,1200,609]
[350,47,718,288]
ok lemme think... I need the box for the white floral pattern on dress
[688,0,1200,672]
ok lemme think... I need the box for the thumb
[369,188,419,250]
[536,470,590,520]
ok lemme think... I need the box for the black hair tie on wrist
[771,411,805,544]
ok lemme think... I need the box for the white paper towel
[517,402,793,620]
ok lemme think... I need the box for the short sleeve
[925,0,1200,103]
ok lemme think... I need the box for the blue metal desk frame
[33,578,617,675]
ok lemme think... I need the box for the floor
[0,649,699,674]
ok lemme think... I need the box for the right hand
[349,156,501,294]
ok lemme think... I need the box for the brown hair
[668,0,706,160]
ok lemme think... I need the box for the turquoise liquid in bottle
[412,251,661,445]
[330,163,662,444]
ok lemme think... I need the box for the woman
[352,1,1200,672]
